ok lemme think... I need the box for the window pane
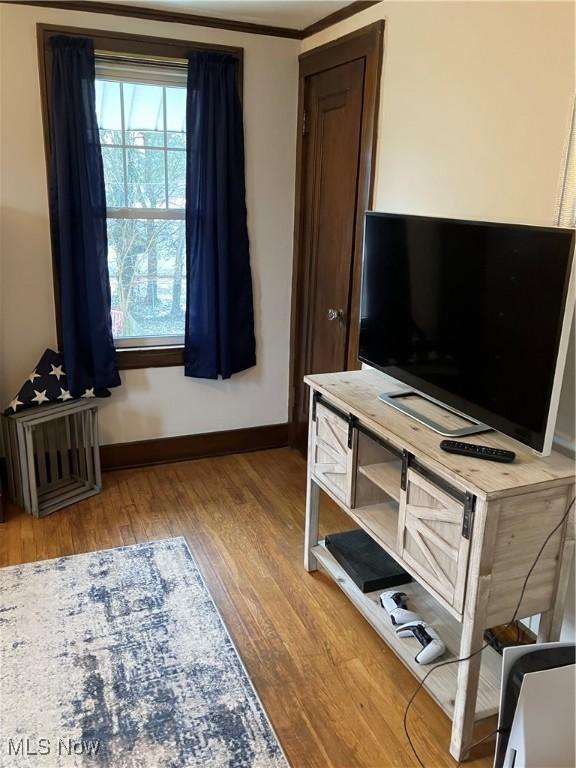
[126,148,166,208]
[167,150,186,209]
[559,101,576,227]
[167,132,186,149]
[166,87,186,132]
[100,128,123,146]
[124,83,164,132]
[95,80,122,131]
[101,146,126,207]
[125,129,165,147]
[107,218,186,340]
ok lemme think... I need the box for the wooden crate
[2,400,101,517]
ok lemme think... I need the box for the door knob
[327,308,344,322]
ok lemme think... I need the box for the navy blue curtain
[184,52,256,379]
[49,36,120,397]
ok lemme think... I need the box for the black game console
[325,529,411,593]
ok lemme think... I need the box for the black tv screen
[359,213,574,452]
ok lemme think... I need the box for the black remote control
[440,440,516,463]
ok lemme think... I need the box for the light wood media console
[303,369,575,762]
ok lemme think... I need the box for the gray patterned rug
[0,538,288,768]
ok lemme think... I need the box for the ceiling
[120,1,355,29]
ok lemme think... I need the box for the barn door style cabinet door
[399,468,471,615]
[303,369,575,762]
[309,398,355,506]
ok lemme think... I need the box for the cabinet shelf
[313,540,502,722]
[358,460,402,502]
[352,499,399,554]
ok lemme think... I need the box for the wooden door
[291,59,365,449]
[399,469,471,614]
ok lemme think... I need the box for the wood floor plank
[0,447,495,768]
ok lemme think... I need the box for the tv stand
[303,368,575,762]
[379,388,492,437]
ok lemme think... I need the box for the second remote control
[440,440,516,463]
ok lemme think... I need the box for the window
[39,27,242,369]
[558,98,576,227]
[95,60,187,349]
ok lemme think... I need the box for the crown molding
[301,1,379,38]
[2,1,381,40]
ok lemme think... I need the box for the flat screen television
[359,212,575,454]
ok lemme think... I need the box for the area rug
[0,538,288,768]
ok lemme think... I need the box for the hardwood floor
[0,448,497,767]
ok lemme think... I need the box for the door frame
[288,21,384,446]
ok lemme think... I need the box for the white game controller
[379,591,421,626]
[395,621,446,664]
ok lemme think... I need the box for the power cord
[403,495,575,768]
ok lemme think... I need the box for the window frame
[38,23,243,369]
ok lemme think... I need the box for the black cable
[403,495,575,768]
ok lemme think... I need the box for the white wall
[0,3,299,445]
[303,0,575,640]
[303,0,576,453]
